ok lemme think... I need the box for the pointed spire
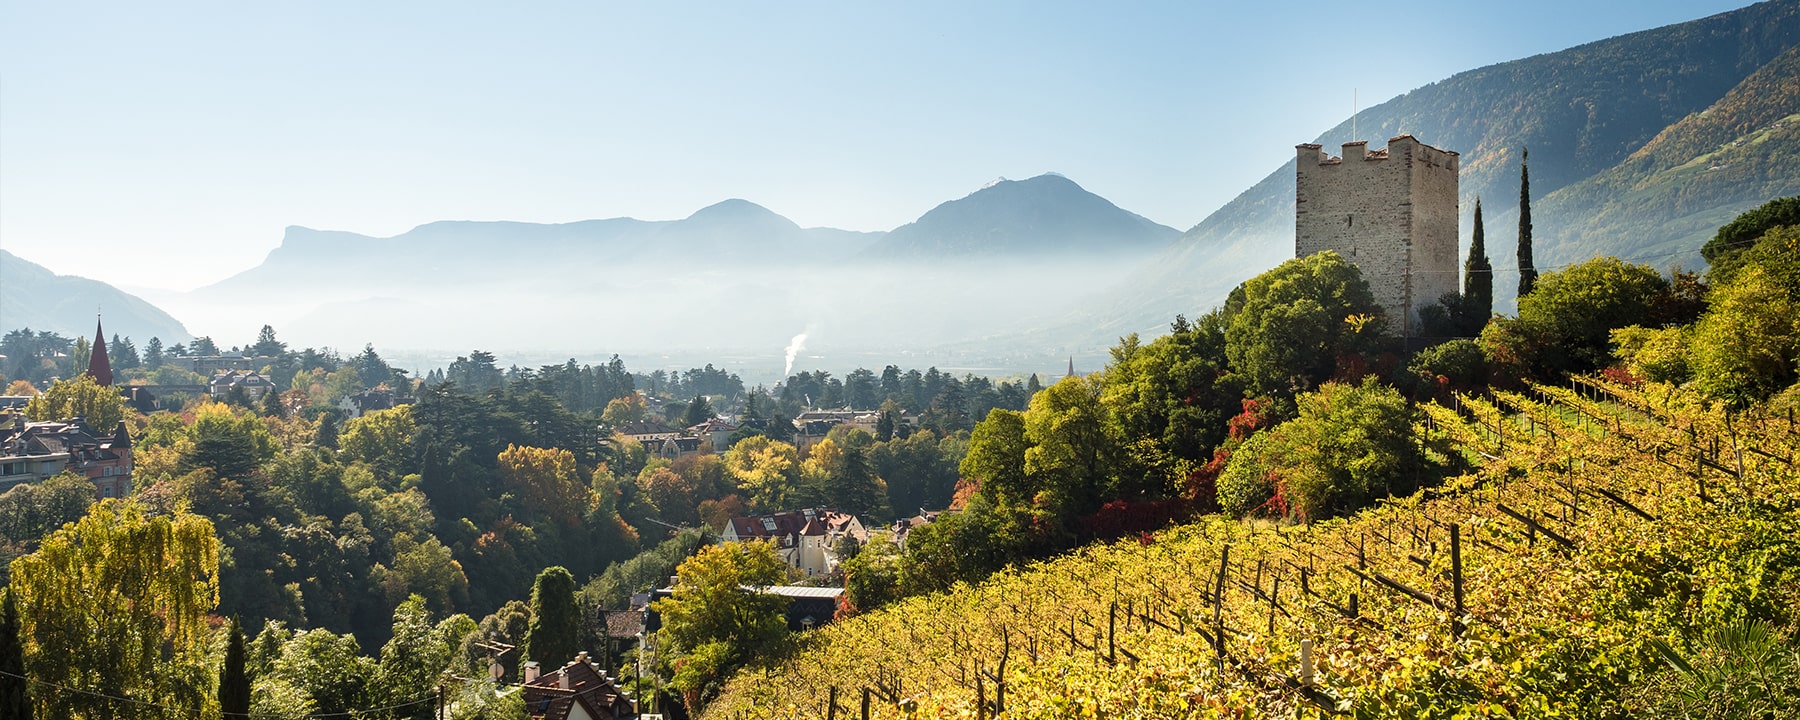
[1066,356,1075,379]
[86,315,114,387]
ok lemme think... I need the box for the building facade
[0,417,134,498]
[1295,134,1460,336]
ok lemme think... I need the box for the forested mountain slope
[1068,0,1800,341]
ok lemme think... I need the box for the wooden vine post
[1450,523,1465,640]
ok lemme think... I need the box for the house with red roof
[720,507,868,577]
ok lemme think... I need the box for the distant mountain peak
[867,172,1179,258]
[688,198,781,220]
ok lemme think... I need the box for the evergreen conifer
[220,617,251,719]
[1517,148,1538,297]
[0,589,29,720]
[1465,196,1494,333]
[525,566,582,668]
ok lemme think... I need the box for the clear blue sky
[0,0,1753,292]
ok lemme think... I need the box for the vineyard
[703,378,1800,718]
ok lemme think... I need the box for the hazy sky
[1,1,1751,292]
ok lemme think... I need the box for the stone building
[1295,134,1459,336]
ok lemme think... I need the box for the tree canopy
[22,374,126,430]
[653,542,788,710]
[9,501,221,720]
[1224,251,1384,399]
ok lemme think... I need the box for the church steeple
[86,315,114,387]
[1066,356,1075,379]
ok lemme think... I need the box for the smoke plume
[783,332,808,376]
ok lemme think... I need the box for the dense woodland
[0,196,1797,718]
[0,308,1035,717]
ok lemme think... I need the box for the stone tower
[1295,134,1459,336]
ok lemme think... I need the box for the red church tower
[86,315,114,387]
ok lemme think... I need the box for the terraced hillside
[706,378,1800,717]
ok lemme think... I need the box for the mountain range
[5,0,1799,369]
[0,249,190,344]
[1067,0,1800,343]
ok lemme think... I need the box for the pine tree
[220,617,251,720]
[144,337,164,369]
[875,408,896,442]
[260,388,286,419]
[525,566,582,668]
[0,589,29,720]
[315,413,339,449]
[1517,148,1537,297]
[1464,196,1494,333]
[250,324,287,358]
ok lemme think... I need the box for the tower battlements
[1295,134,1460,336]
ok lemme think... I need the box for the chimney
[559,669,571,690]
[668,575,679,588]
[523,661,540,684]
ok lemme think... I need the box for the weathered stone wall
[1295,135,1459,336]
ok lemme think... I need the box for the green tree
[1224,251,1385,398]
[821,443,888,519]
[1690,228,1800,404]
[1517,148,1537,297]
[184,402,280,479]
[221,617,251,720]
[1465,196,1494,330]
[0,472,102,563]
[875,407,896,442]
[1406,338,1487,397]
[9,501,221,720]
[1102,311,1243,472]
[1702,195,1800,270]
[0,590,27,720]
[653,542,788,711]
[339,405,417,484]
[1481,257,1668,380]
[961,409,1033,505]
[109,334,140,370]
[840,534,903,613]
[144,336,165,369]
[1612,325,1693,385]
[372,533,469,614]
[1022,376,1124,519]
[265,628,373,717]
[525,567,582,667]
[22,374,126,430]
[375,596,464,720]
[191,336,221,356]
[250,324,288,357]
[682,394,715,428]
[1217,378,1429,521]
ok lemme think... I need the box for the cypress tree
[1464,196,1494,333]
[1517,148,1538,297]
[220,617,251,720]
[525,566,583,668]
[0,589,29,720]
